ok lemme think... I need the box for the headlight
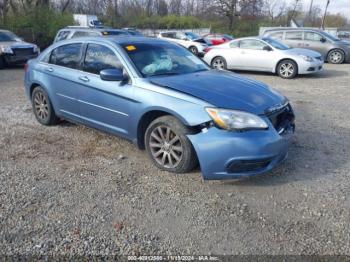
[33,45,40,53]
[205,108,268,131]
[0,46,13,54]
[299,55,313,62]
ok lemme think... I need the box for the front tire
[31,86,59,125]
[0,56,5,69]
[145,116,198,173]
[277,59,298,79]
[211,56,227,70]
[327,49,345,64]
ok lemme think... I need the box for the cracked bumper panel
[188,120,293,180]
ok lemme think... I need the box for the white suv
[158,31,208,56]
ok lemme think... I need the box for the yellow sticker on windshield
[126,45,136,51]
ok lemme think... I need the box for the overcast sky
[286,0,350,16]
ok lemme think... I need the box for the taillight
[204,47,212,53]
[24,63,29,72]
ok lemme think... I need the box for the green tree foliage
[0,6,73,48]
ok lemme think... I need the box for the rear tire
[211,56,227,70]
[189,46,199,55]
[145,116,198,173]
[31,86,59,126]
[327,49,345,64]
[277,59,298,79]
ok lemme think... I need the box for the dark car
[0,30,39,69]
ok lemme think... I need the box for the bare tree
[264,0,286,23]
[214,0,239,30]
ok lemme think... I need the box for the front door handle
[45,67,53,72]
[79,76,89,82]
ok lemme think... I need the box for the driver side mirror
[100,68,128,82]
[320,37,327,43]
[263,45,273,51]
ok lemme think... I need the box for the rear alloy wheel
[145,116,198,173]
[31,86,59,125]
[189,46,199,55]
[327,49,345,64]
[277,60,297,79]
[211,56,227,70]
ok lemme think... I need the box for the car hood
[285,47,322,57]
[149,70,286,115]
[0,40,36,48]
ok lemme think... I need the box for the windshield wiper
[149,72,180,77]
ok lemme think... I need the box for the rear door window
[49,43,82,69]
[305,32,323,41]
[285,31,303,40]
[83,43,122,75]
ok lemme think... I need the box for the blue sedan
[24,37,295,180]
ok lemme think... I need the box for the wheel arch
[326,48,345,63]
[275,58,298,74]
[136,109,201,149]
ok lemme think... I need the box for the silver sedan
[203,37,324,79]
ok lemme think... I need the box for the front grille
[267,104,295,134]
[227,158,272,173]
[12,48,35,56]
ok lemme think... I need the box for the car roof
[0,29,12,33]
[53,36,169,46]
[61,27,126,32]
[264,27,323,33]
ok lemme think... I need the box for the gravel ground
[0,64,350,256]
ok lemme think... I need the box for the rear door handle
[45,67,53,72]
[79,76,89,82]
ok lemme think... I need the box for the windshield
[185,32,200,40]
[122,42,209,77]
[320,31,340,41]
[0,31,18,42]
[263,38,290,50]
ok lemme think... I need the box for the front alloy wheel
[277,60,297,79]
[145,116,198,173]
[327,50,344,64]
[149,125,183,169]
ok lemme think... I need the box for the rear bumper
[188,118,294,180]
[2,53,38,65]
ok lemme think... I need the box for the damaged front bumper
[188,116,294,180]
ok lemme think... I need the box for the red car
[203,34,234,45]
